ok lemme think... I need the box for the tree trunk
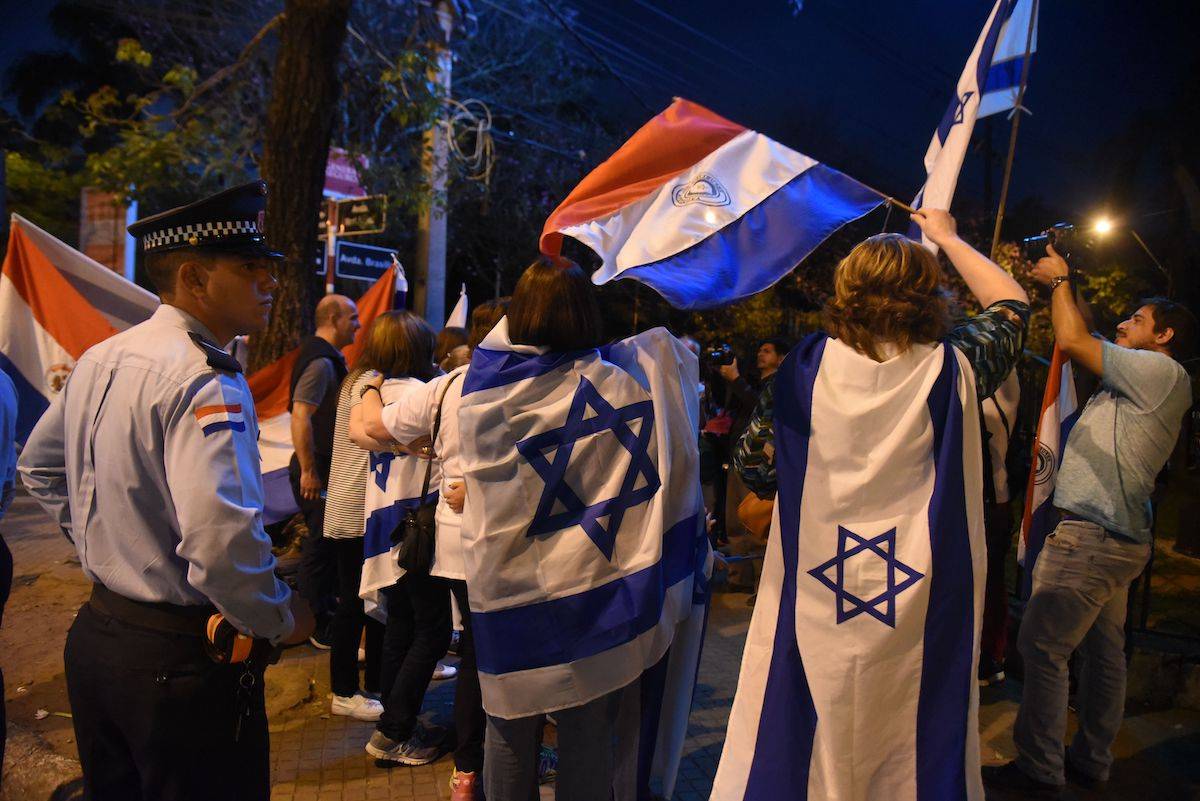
[250,0,352,373]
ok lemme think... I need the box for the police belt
[88,583,216,637]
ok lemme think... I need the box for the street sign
[324,147,367,197]
[335,195,387,237]
[317,200,332,238]
[335,240,396,282]
[317,195,388,239]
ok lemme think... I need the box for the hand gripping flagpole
[989,0,1040,259]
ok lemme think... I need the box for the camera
[1022,223,1079,264]
[704,343,736,367]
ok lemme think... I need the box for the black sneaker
[982,762,1063,799]
[307,614,334,650]
[978,654,1006,686]
[1064,756,1106,791]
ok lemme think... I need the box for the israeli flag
[458,321,711,794]
[712,335,986,801]
[913,0,1035,249]
[979,0,1038,119]
[360,377,441,621]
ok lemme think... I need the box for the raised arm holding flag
[712,210,1029,801]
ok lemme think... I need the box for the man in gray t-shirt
[986,244,1197,798]
[1055,340,1191,541]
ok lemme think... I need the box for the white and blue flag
[458,321,711,797]
[360,377,440,621]
[978,0,1038,119]
[913,0,1037,249]
[712,335,986,801]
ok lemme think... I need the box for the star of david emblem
[369,451,394,491]
[808,526,924,628]
[516,376,660,561]
[952,90,975,126]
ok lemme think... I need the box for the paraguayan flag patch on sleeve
[194,403,246,436]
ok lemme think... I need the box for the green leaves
[115,39,153,68]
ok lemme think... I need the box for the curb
[1,723,82,801]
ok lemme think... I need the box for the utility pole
[413,1,455,329]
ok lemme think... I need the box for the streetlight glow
[1093,217,1115,235]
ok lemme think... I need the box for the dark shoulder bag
[394,373,461,574]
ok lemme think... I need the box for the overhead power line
[535,0,655,113]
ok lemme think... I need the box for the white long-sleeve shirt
[380,365,467,580]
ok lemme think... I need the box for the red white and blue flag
[1,213,397,525]
[1018,345,1079,597]
[248,264,398,524]
[541,99,884,310]
[0,214,158,443]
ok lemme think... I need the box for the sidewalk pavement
[3,489,1199,800]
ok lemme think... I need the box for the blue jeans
[484,686,624,801]
[1014,519,1150,784]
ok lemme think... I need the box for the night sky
[563,0,1200,231]
[3,0,1197,240]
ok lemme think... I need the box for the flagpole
[989,0,1039,260]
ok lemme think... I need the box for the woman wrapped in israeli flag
[347,312,452,767]
[457,258,711,801]
[712,209,1029,801]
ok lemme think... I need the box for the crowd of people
[2,179,1196,801]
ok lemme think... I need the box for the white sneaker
[331,693,384,721]
[432,662,458,681]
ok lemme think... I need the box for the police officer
[18,181,314,801]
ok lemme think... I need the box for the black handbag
[393,373,460,574]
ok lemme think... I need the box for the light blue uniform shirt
[1055,341,1192,542]
[18,305,293,641]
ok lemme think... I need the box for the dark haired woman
[711,209,1029,801]
[456,259,708,801]
[348,311,451,767]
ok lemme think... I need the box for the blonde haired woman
[713,210,1028,801]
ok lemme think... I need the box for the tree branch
[174,13,283,118]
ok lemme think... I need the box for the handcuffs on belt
[205,613,284,742]
[204,613,281,666]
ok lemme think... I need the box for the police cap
[127,180,284,260]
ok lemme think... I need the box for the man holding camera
[716,339,788,593]
[985,244,1196,797]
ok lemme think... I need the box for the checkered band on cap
[142,220,260,251]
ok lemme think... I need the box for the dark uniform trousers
[65,603,270,801]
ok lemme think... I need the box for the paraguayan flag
[1018,346,1079,598]
[360,377,441,621]
[712,335,986,801]
[457,321,710,737]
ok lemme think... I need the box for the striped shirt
[323,371,375,540]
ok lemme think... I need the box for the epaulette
[188,332,244,374]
